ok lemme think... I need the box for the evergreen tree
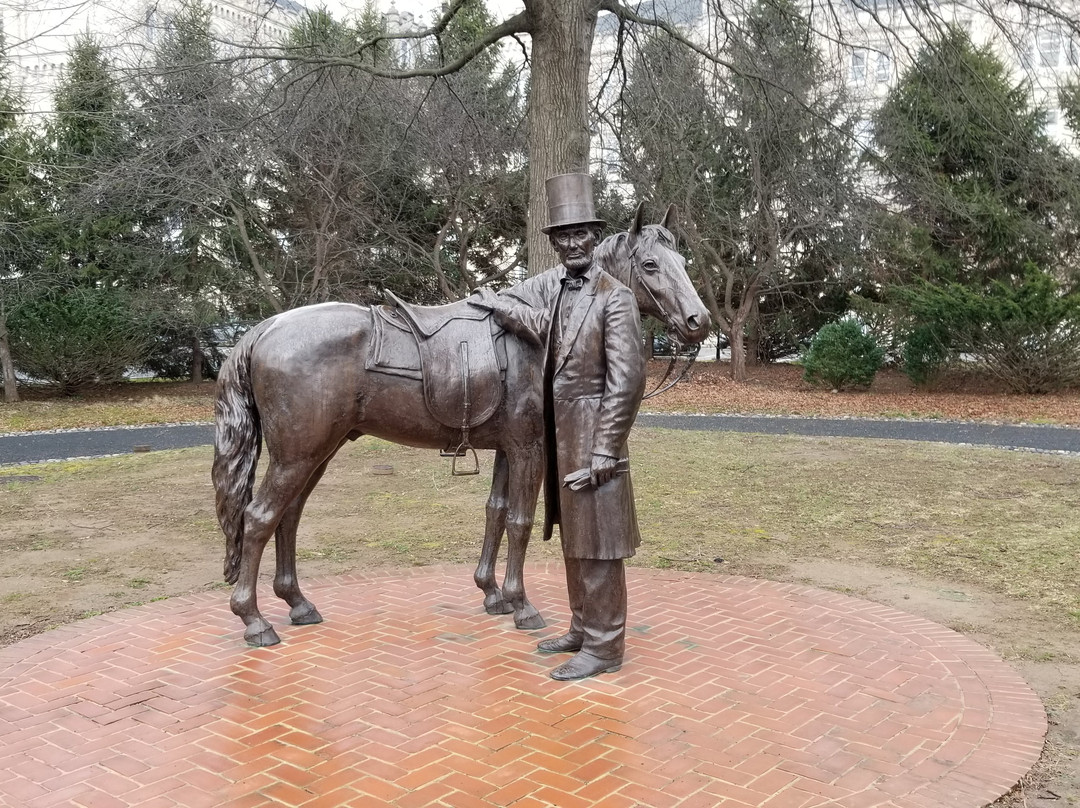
[42,34,142,283]
[873,26,1080,286]
[131,0,256,380]
[873,27,1080,389]
[0,38,36,401]
[259,6,438,305]
[2,35,159,393]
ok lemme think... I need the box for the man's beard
[563,254,592,273]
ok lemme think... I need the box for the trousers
[563,557,627,661]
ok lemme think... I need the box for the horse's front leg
[502,445,546,630]
[475,450,513,615]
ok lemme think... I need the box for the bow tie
[563,276,584,290]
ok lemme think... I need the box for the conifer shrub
[896,266,1080,393]
[802,319,884,390]
[8,287,154,394]
[901,325,950,387]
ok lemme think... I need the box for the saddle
[368,291,507,473]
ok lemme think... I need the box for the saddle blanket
[368,305,425,380]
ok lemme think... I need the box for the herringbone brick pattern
[0,565,1045,807]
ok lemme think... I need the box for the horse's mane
[593,231,628,282]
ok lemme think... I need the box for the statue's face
[550,225,600,274]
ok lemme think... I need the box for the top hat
[541,173,606,234]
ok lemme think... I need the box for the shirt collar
[560,261,598,287]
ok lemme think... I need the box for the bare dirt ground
[1,363,1079,805]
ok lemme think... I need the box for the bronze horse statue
[213,205,711,646]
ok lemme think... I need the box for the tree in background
[873,25,1080,287]
[0,37,36,402]
[128,0,259,380]
[894,266,1080,393]
[39,34,143,285]
[414,0,527,298]
[260,7,438,307]
[6,35,159,392]
[7,286,154,394]
[873,26,1080,389]
[622,0,861,381]
[619,30,726,350]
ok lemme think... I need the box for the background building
[1,0,303,111]
[804,0,1080,146]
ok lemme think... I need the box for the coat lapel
[554,265,599,374]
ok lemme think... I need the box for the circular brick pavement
[0,565,1046,808]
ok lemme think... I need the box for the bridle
[626,234,699,400]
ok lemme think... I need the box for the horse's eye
[642,259,659,273]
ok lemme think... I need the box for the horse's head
[596,203,711,346]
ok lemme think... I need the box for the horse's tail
[213,319,272,585]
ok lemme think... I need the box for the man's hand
[468,287,501,311]
[468,287,549,348]
[590,453,620,488]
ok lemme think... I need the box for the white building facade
[805,0,1080,146]
[1,0,303,112]
[586,0,1080,183]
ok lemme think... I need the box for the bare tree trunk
[746,296,761,367]
[727,276,763,382]
[431,218,457,300]
[523,0,599,275]
[190,331,203,384]
[729,311,749,382]
[0,314,19,403]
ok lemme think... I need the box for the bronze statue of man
[472,173,646,680]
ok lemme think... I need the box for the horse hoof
[245,625,281,647]
[515,613,547,630]
[484,597,514,615]
[290,604,324,625]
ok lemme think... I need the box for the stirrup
[449,340,479,476]
[450,442,480,476]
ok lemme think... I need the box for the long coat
[505,262,646,559]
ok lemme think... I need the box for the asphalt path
[2,414,1080,467]
[0,423,216,466]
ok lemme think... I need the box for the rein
[625,236,698,400]
[643,345,698,400]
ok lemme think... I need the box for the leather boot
[548,559,627,680]
[537,633,583,653]
[537,557,586,654]
[550,651,622,680]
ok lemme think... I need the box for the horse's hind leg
[475,450,512,615]
[231,459,320,646]
[274,450,340,626]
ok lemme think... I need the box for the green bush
[901,324,950,387]
[802,319,884,390]
[8,286,154,394]
[895,266,1080,393]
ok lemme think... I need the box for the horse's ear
[630,201,646,241]
[662,204,677,232]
